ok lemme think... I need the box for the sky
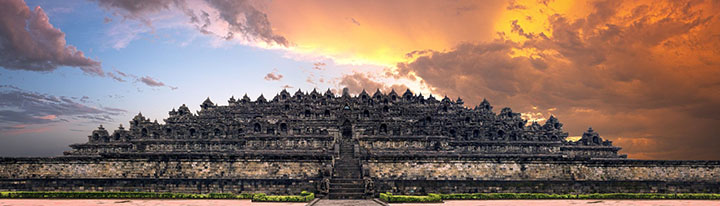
[0,0,718,160]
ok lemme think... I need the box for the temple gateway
[1,88,718,198]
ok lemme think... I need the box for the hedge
[0,191,255,199]
[379,193,442,203]
[379,193,720,203]
[251,191,315,202]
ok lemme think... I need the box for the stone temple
[1,88,719,198]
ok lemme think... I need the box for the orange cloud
[387,0,720,160]
[3,126,51,135]
[266,0,508,66]
[35,115,56,120]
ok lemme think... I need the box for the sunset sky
[1,0,719,159]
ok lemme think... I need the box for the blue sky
[0,0,373,156]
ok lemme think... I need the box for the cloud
[204,0,288,46]
[265,0,507,66]
[107,71,126,82]
[338,72,408,95]
[348,17,360,26]
[138,76,166,87]
[107,69,176,90]
[391,0,720,160]
[312,62,326,70]
[506,0,526,10]
[0,0,103,76]
[0,85,126,131]
[94,0,289,47]
[94,0,177,26]
[264,70,283,81]
[94,0,508,66]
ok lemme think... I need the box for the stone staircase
[328,140,364,199]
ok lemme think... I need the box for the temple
[1,88,718,198]
[65,88,624,159]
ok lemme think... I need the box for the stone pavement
[309,199,384,206]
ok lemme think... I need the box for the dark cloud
[339,72,408,95]
[312,62,326,70]
[138,76,166,87]
[264,70,283,81]
[107,71,125,82]
[115,70,129,77]
[205,0,289,46]
[0,86,126,130]
[506,0,526,10]
[95,0,289,46]
[349,17,360,26]
[0,111,54,125]
[393,0,720,160]
[108,70,175,90]
[0,0,103,76]
[94,0,177,26]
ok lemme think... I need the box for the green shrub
[207,193,235,199]
[235,193,255,199]
[379,193,442,203]
[251,191,314,202]
[379,192,390,202]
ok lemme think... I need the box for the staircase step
[330,182,363,186]
[335,167,359,170]
[330,142,365,199]
[330,188,364,193]
[331,181,363,185]
[333,176,361,179]
[330,182,364,188]
[330,185,363,189]
[328,192,365,199]
[331,178,363,183]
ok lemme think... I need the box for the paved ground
[0,199,307,206]
[312,199,383,206]
[390,200,720,206]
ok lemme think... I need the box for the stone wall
[367,159,720,181]
[2,157,719,194]
[0,158,322,179]
[561,146,623,158]
[67,136,334,156]
[375,180,720,194]
[0,178,317,194]
[0,157,324,194]
[366,159,720,194]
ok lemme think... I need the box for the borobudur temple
[1,88,719,199]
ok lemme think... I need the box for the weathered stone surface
[0,158,321,179]
[366,160,720,182]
